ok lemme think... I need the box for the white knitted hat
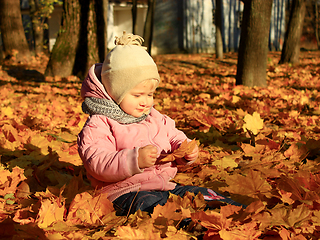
[101,31,160,104]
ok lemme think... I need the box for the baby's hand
[184,144,199,162]
[138,145,158,169]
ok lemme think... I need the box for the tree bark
[279,0,307,64]
[316,1,320,49]
[132,0,138,34]
[95,0,108,61]
[45,0,81,77]
[235,0,273,87]
[143,0,156,54]
[73,0,92,77]
[0,0,31,61]
[45,0,102,78]
[215,0,223,59]
[28,0,44,55]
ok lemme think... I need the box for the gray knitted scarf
[82,97,149,124]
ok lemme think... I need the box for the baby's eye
[133,94,141,97]
[148,93,154,97]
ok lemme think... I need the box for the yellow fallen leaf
[243,112,264,135]
[212,155,238,169]
[2,106,13,118]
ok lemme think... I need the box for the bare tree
[236,0,273,87]
[279,0,307,64]
[0,0,31,61]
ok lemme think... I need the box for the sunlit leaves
[2,51,320,238]
[221,170,273,199]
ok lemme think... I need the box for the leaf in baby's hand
[158,139,197,163]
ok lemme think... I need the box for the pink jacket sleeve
[77,116,143,183]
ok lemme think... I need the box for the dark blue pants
[112,185,245,216]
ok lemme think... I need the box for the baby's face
[120,80,157,118]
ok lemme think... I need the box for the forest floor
[1,50,320,239]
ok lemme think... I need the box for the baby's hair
[141,79,159,90]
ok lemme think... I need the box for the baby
[77,31,244,216]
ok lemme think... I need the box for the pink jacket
[77,64,191,202]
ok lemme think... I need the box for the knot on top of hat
[114,31,144,47]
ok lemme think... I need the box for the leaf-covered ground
[1,51,320,239]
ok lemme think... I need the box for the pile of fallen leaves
[1,51,320,239]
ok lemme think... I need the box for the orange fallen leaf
[36,198,66,228]
[158,139,197,163]
[67,192,113,225]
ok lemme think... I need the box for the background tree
[0,0,31,61]
[28,0,61,55]
[45,0,105,78]
[95,0,108,61]
[143,0,156,54]
[279,0,307,64]
[315,0,320,48]
[236,0,273,87]
[215,0,223,59]
[72,0,100,77]
[132,0,138,34]
[45,0,81,77]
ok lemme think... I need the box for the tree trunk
[235,0,273,87]
[0,0,31,61]
[45,0,102,78]
[28,0,44,55]
[316,1,320,49]
[81,0,100,72]
[73,0,93,77]
[132,0,138,34]
[45,0,81,77]
[143,0,156,54]
[102,0,109,56]
[279,0,307,64]
[95,0,108,61]
[215,0,223,59]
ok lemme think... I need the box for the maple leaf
[212,155,238,170]
[67,192,114,225]
[0,167,26,196]
[36,198,66,229]
[158,139,197,163]
[191,209,232,231]
[220,170,272,199]
[151,200,181,221]
[219,222,261,240]
[243,112,264,135]
[253,204,312,230]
